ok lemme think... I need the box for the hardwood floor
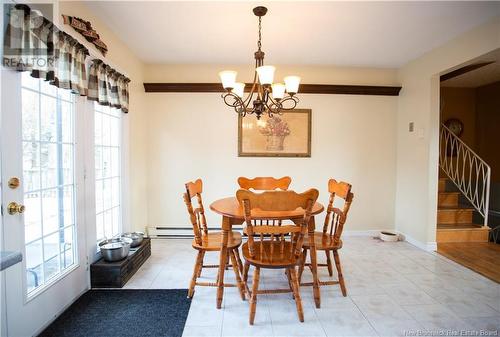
[437,242,500,283]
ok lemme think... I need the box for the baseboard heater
[147,226,243,238]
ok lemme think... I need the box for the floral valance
[88,59,130,113]
[3,4,89,96]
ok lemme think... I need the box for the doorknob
[7,202,25,215]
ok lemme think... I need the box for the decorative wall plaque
[62,15,108,56]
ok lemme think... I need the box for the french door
[1,68,88,336]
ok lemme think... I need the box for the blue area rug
[38,289,191,337]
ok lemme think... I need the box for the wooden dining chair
[238,176,292,232]
[237,176,292,191]
[184,179,245,300]
[237,188,319,324]
[298,179,354,296]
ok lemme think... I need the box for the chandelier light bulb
[232,82,245,98]
[284,76,301,94]
[271,83,286,100]
[219,70,237,89]
[256,65,276,85]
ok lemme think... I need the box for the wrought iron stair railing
[439,123,491,232]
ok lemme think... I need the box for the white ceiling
[441,49,500,88]
[85,1,500,67]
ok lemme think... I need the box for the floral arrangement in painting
[259,116,291,151]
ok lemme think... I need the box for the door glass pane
[61,100,73,143]
[95,103,122,244]
[43,232,61,281]
[24,193,42,243]
[61,226,75,268]
[40,95,57,142]
[22,90,39,141]
[21,72,77,296]
[62,145,73,185]
[42,189,59,235]
[23,141,40,192]
[26,239,43,293]
[40,142,57,189]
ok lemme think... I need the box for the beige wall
[476,81,500,182]
[395,17,500,247]
[440,87,477,149]
[58,1,149,231]
[143,65,399,232]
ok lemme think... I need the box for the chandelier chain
[257,16,262,51]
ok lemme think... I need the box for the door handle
[7,202,25,215]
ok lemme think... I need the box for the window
[94,102,122,243]
[22,72,77,295]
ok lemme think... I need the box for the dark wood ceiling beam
[440,62,495,82]
[143,83,402,96]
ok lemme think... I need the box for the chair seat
[302,232,342,250]
[192,231,242,251]
[242,241,299,268]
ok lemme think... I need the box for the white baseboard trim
[397,231,437,252]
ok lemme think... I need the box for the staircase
[437,178,489,243]
[438,124,491,243]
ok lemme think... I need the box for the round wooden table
[210,197,324,309]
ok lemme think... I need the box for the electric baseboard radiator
[146,226,243,238]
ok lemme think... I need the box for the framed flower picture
[238,109,311,157]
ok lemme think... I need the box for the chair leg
[289,267,304,322]
[234,248,243,274]
[188,250,203,298]
[325,250,333,277]
[333,250,347,296]
[285,268,293,290]
[298,248,308,283]
[230,250,246,301]
[197,251,205,278]
[243,262,250,283]
[285,268,295,299]
[225,253,230,270]
[249,267,260,325]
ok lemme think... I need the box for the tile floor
[124,237,500,337]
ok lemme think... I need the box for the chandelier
[219,6,301,120]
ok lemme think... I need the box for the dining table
[209,196,325,309]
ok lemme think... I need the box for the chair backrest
[183,179,208,245]
[236,189,319,260]
[237,176,292,191]
[322,179,354,242]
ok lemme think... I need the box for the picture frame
[238,109,312,157]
